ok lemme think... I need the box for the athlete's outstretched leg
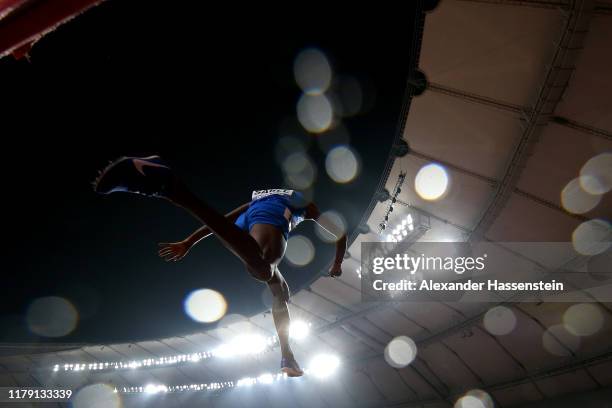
[93,155,272,281]
[269,268,303,377]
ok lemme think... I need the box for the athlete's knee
[246,262,274,282]
[268,271,290,302]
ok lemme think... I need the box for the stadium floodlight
[309,354,340,378]
[144,384,167,394]
[257,373,274,385]
[289,320,310,340]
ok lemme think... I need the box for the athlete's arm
[306,202,347,277]
[158,202,251,262]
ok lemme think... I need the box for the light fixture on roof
[383,214,414,243]
[257,373,274,385]
[50,326,309,374]
[379,172,407,233]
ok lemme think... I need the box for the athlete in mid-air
[93,155,346,377]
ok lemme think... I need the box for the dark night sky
[0,2,416,343]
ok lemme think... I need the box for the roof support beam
[468,0,594,241]
[401,152,591,225]
[409,149,498,186]
[458,0,610,15]
[429,83,612,143]
[455,0,571,10]
[551,116,612,141]
[368,347,612,408]
[428,83,525,114]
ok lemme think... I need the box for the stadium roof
[1,1,611,407]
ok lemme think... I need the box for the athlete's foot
[93,155,174,198]
[281,355,304,377]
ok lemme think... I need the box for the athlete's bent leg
[94,156,273,281]
[166,181,274,281]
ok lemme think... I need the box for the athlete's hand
[158,241,191,262]
[329,263,343,277]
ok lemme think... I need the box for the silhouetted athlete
[94,156,347,377]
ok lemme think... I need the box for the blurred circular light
[309,354,340,378]
[454,390,494,408]
[483,306,517,336]
[73,384,121,408]
[455,395,485,408]
[282,152,317,189]
[315,210,347,243]
[294,48,332,95]
[27,296,78,338]
[290,320,310,340]
[384,336,417,368]
[285,235,315,266]
[275,136,307,166]
[415,163,449,201]
[325,145,360,183]
[184,289,227,323]
[572,219,612,256]
[297,94,334,133]
[542,324,580,356]
[580,153,612,195]
[563,303,604,336]
[561,177,601,214]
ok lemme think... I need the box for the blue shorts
[235,196,290,240]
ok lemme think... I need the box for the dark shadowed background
[0,2,416,343]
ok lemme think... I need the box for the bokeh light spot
[561,177,601,214]
[285,235,315,266]
[282,151,317,189]
[415,163,449,201]
[315,210,347,243]
[563,303,604,336]
[325,145,360,183]
[27,296,78,338]
[293,48,332,95]
[454,396,485,408]
[454,390,494,408]
[275,136,307,166]
[572,219,612,256]
[297,94,334,133]
[580,153,612,195]
[72,383,121,408]
[184,289,227,323]
[483,306,517,336]
[384,336,417,368]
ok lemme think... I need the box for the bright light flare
[289,320,310,340]
[309,354,340,378]
[415,163,449,201]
